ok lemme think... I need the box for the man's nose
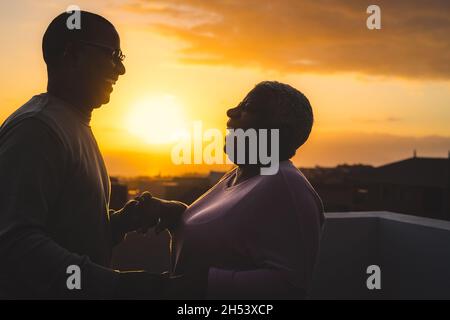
[115,60,126,76]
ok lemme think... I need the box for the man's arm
[0,118,119,298]
[109,201,141,246]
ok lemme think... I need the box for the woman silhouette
[163,81,324,299]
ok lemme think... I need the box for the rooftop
[310,211,450,299]
[359,156,449,188]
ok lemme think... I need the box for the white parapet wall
[310,211,450,299]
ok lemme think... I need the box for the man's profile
[0,11,184,299]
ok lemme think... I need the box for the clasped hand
[115,191,187,236]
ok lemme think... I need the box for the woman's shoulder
[259,160,306,186]
[270,161,323,210]
[216,167,238,185]
[276,161,310,185]
[250,161,324,226]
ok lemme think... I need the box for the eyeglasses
[77,40,125,66]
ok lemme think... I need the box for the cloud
[352,117,402,124]
[123,0,450,79]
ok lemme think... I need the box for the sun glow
[127,95,189,145]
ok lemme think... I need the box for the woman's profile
[158,81,324,299]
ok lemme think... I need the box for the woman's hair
[252,81,314,160]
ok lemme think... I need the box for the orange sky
[0,0,449,176]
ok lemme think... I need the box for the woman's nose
[227,107,240,118]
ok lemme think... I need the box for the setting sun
[126,95,189,145]
[0,0,448,176]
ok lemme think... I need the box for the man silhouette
[0,11,182,299]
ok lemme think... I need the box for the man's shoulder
[0,117,61,149]
[1,94,51,130]
[0,93,71,147]
[0,95,68,150]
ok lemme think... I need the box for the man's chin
[92,94,111,109]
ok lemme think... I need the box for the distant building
[119,173,226,206]
[302,155,450,220]
[165,176,212,205]
[164,171,227,205]
[301,164,374,212]
[110,155,450,220]
[208,171,227,186]
[355,156,450,220]
[121,177,173,199]
[109,177,128,210]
